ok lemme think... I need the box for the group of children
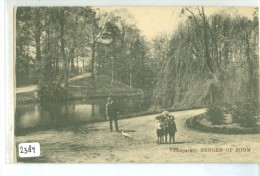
[155,111,177,144]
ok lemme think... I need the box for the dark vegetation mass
[16,7,259,128]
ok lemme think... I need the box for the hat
[162,111,169,116]
[156,114,164,120]
[169,115,175,120]
[107,97,112,102]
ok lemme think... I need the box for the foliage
[232,102,258,127]
[206,106,224,125]
[186,114,260,134]
[153,7,259,109]
[16,7,154,91]
[36,83,70,103]
[16,7,259,109]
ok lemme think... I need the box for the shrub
[185,114,260,134]
[232,102,258,127]
[206,106,224,125]
[222,103,233,113]
[36,82,70,103]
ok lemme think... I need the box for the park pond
[15,96,150,136]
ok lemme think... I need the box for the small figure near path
[155,111,177,144]
[155,114,165,144]
[106,97,119,132]
[168,115,177,143]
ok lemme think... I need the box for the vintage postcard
[14,6,260,163]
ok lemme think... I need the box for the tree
[16,7,33,86]
[103,20,121,85]
[86,9,112,86]
[33,8,44,85]
[153,7,259,108]
[16,7,45,86]
[16,7,155,95]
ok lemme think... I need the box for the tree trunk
[45,13,53,82]
[111,55,114,85]
[111,39,116,85]
[91,38,96,87]
[60,9,68,90]
[201,7,218,105]
[245,33,255,100]
[77,55,79,73]
[202,13,213,73]
[69,48,75,73]
[35,8,43,85]
[129,58,132,88]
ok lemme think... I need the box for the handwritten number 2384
[19,145,35,154]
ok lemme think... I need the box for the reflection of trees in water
[92,103,95,117]
[114,96,148,115]
[40,103,73,128]
[15,96,149,134]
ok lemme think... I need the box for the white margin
[4,0,260,7]
[0,0,6,173]
[2,0,260,176]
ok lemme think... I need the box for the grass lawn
[69,74,141,99]
[16,74,142,104]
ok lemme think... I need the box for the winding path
[15,108,260,163]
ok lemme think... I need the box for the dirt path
[15,108,260,163]
[16,73,91,93]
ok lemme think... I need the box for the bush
[232,102,258,127]
[36,82,70,103]
[185,114,260,134]
[222,103,233,113]
[206,106,224,125]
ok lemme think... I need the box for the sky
[98,6,257,40]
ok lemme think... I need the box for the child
[162,111,170,143]
[155,114,164,144]
[168,115,177,143]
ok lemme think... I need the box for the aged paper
[14,6,260,163]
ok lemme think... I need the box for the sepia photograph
[14,6,260,163]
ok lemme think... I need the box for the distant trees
[16,7,87,87]
[16,7,33,86]
[153,7,259,108]
[16,7,153,90]
[17,7,257,108]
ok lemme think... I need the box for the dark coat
[168,120,177,136]
[106,101,117,119]
[106,102,112,118]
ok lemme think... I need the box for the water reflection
[18,105,41,128]
[15,96,148,136]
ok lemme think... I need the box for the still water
[15,96,149,136]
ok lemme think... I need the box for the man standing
[106,97,119,131]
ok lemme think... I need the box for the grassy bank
[69,74,142,99]
[16,74,142,104]
[16,91,37,104]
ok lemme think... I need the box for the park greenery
[36,82,70,103]
[16,7,153,90]
[153,7,259,109]
[232,102,258,127]
[206,106,224,125]
[16,7,259,126]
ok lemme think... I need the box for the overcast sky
[98,7,256,40]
